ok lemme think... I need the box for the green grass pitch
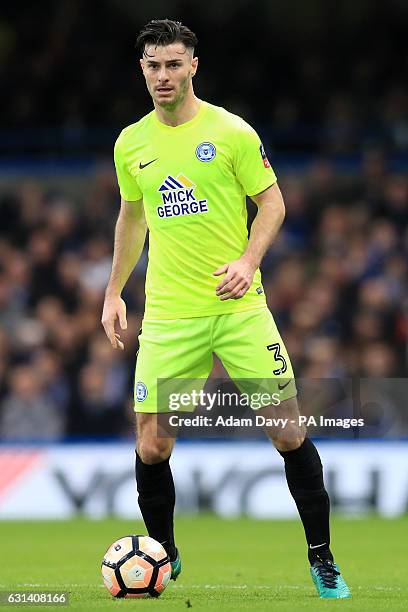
[0,516,406,610]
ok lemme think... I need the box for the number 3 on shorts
[267,342,287,375]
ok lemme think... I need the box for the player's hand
[101,293,127,350]
[213,255,257,300]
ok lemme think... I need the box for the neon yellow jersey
[114,101,277,320]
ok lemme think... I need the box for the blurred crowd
[1,1,408,153]
[0,151,406,440]
[0,0,407,440]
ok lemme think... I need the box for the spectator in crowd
[69,362,125,437]
[0,364,65,440]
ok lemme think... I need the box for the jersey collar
[152,100,207,131]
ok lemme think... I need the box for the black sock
[135,452,177,561]
[277,438,333,564]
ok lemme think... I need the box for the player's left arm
[214,182,285,300]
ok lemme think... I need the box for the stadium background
[0,2,407,606]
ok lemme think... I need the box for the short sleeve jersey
[114,101,277,320]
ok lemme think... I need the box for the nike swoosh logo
[139,158,158,169]
[278,380,291,391]
[309,542,327,549]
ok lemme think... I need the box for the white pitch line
[5,583,404,593]
[173,585,303,590]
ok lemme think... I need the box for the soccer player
[102,19,351,599]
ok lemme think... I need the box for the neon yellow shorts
[134,307,296,413]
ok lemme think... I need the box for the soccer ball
[101,535,171,598]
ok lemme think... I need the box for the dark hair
[136,19,198,55]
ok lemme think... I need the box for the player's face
[140,43,198,109]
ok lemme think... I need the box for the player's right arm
[102,198,146,349]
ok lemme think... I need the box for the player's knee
[271,423,306,452]
[137,439,172,464]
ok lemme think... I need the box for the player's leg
[262,401,350,597]
[135,413,178,569]
[216,310,333,559]
[133,317,213,578]
[214,308,350,598]
[259,397,332,561]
